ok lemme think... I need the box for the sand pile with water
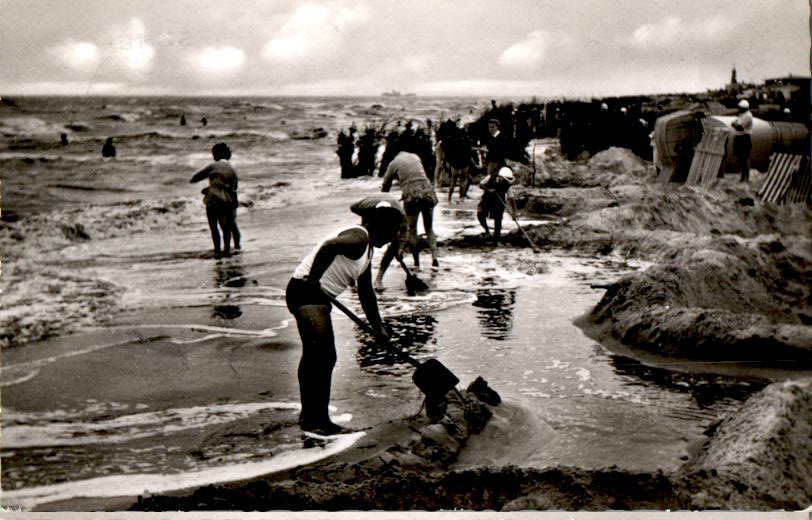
[516,146,812,364]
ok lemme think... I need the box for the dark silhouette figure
[60,133,69,146]
[102,137,116,157]
[378,127,402,177]
[444,123,475,200]
[414,127,436,183]
[180,115,187,126]
[356,127,379,177]
[201,117,208,127]
[336,129,356,178]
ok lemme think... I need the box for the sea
[0,96,774,510]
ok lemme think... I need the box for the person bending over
[477,166,515,245]
[285,197,403,435]
[381,136,440,273]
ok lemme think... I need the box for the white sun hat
[498,167,514,184]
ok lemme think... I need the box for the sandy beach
[1,95,811,513]
[118,145,812,513]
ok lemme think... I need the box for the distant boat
[382,90,416,97]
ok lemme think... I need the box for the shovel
[322,290,459,403]
[497,193,541,253]
[395,253,430,293]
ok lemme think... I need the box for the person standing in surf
[286,197,402,436]
[190,142,240,258]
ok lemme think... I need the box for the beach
[1,96,811,512]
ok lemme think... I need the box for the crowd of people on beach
[183,95,761,436]
[87,90,765,437]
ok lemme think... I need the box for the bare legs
[292,304,337,430]
[477,207,503,245]
[206,205,233,257]
[406,206,438,269]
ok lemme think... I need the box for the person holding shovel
[381,134,440,271]
[477,166,516,245]
[286,197,403,436]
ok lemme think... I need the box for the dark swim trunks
[285,277,332,313]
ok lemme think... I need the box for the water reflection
[354,314,437,375]
[472,283,516,341]
[212,257,245,320]
[605,352,769,408]
[214,257,247,288]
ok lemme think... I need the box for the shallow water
[0,96,777,509]
[0,204,767,507]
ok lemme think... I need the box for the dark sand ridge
[130,145,812,512]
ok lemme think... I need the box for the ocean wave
[0,116,72,139]
[0,151,92,161]
[114,129,291,142]
[95,112,141,123]
[47,183,133,192]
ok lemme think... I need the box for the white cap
[498,167,514,183]
[738,99,749,109]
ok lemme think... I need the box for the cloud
[108,18,156,76]
[186,46,246,77]
[261,3,368,63]
[499,30,549,69]
[630,16,736,49]
[44,19,154,81]
[48,39,100,72]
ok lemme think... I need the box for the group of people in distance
[336,119,437,180]
[189,114,517,436]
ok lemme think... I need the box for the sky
[1,0,809,98]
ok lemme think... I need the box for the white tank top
[292,225,372,297]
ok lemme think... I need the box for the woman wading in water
[190,142,240,257]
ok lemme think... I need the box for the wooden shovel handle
[320,289,421,368]
[395,254,415,277]
[497,194,540,253]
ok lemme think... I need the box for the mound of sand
[513,145,812,364]
[588,230,812,361]
[130,378,812,512]
[682,377,812,510]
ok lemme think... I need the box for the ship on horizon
[381,90,416,97]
